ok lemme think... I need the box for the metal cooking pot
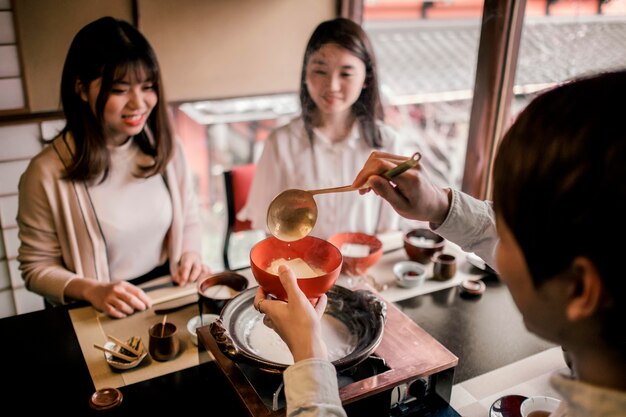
[210,285,387,373]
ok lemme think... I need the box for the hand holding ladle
[266,152,422,242]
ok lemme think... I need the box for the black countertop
[394,274,556,383]
[1,272,555,415]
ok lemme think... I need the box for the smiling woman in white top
[238,17,401,239]
[17,17,208,319]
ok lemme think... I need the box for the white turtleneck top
[88,139,172,281]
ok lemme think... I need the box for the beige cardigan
[17,134,202,305]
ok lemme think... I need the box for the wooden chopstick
[93,344,137,362]
[107,335,142,356]
[150,285,197,305]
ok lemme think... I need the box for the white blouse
[237,116,401,240]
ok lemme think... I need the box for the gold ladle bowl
[267,152,421,242]
[266,189,318,242]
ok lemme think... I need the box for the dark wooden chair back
[223,163,256,270]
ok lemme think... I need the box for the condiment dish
[187,314,219,346]
[393,261,427,288]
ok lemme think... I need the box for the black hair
[493,70,626,346]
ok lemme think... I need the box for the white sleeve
[283,359,347,417]
[432,189,498,269]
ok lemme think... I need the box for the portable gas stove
[197,288,460,417]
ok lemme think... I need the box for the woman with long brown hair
[17,17,208,318]
[238,17,401,239]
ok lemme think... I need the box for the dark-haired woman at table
[237,17,401,239]
[17,17,208,318]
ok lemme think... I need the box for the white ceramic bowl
[187,314,219,346]
[520,396,561,417]
[393,261,426,288]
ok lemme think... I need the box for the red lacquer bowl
[250,236,343,301]
[327,232,383,276]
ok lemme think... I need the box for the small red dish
[327,232,383,276]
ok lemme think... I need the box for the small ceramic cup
[520,396,561,417]
[432,253,457,281]
[149,322,180,362]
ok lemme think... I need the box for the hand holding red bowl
[250,235,342,302]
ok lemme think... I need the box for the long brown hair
[59,16,173,183]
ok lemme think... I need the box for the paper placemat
[69,283,207,390]
[336,239,490,303]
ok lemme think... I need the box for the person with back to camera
[254,70,626,416]
[16,16,209,319]
[237,17,402,239]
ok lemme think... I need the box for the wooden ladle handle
[307,184,356,195]
[306,152,422,196]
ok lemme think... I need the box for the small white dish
[393,261,426,288]
[187,314,219,346]
[103,340,147,370]
[520,395,561,417]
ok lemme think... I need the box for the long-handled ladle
[266,152,421,242]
